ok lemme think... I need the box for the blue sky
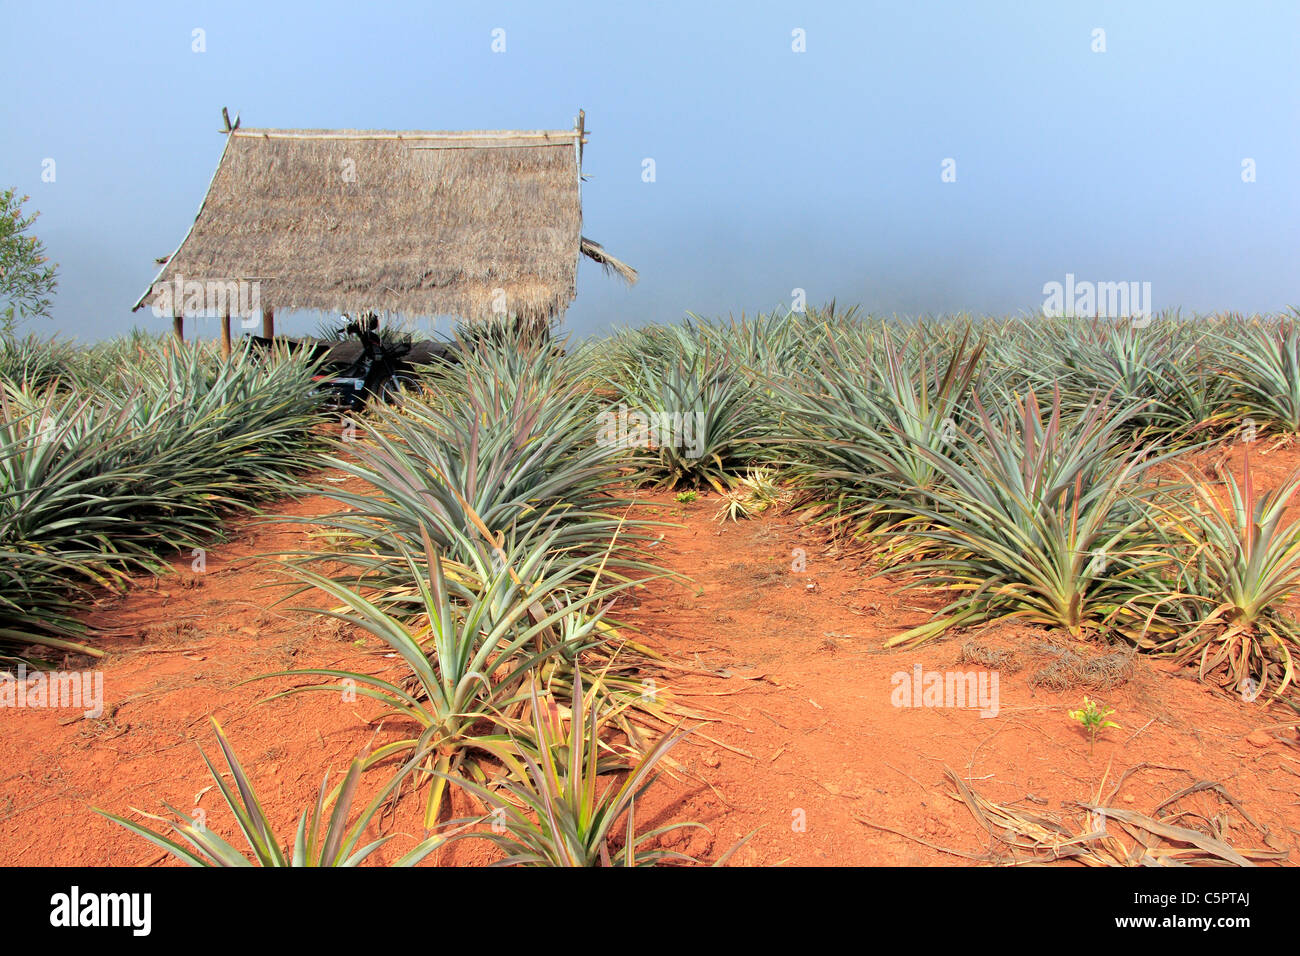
[2,0,1297,341]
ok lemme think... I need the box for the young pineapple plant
[1136,450,1300,702]
[772,323,984,544]
[431,669,712,866]
[96,720,445,866]
[715,466,783,522]
[0,339,327,658]
[610,346,762,493]
[882,387,1177,646]
[1214,312,1300,437]
[265,517,678,828]
[0,333,79,388]
[1049,318,1233,443]
[295,338,658,617]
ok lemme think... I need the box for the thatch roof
[134,124,635,320]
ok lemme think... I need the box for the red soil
[2,447,1299,867]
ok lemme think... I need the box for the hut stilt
[220,309,232,358]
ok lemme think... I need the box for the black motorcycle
[311,313,419,411]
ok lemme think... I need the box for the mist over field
[1,0,1297,341]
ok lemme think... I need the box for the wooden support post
[220,310,232,359]
[576,109,585,169]
[262,307,275,339]
[172,313,184,341]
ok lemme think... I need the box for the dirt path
[623,453,1300,865]
[2,458,1299,866]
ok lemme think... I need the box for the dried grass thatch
[135,126,635,321]
[579,236,638,284]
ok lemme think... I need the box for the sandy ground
[2,444,1298,866]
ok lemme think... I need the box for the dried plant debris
[939,765,1289,866]
[140,620,202,646]
[1027,643,1135,691]
[955,641,1022,673]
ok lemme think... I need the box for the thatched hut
[133,112,635,351]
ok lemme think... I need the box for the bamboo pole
[220,309,232,359]
[243,129,573,141]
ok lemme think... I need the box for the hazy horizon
[3,0,1297,342]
